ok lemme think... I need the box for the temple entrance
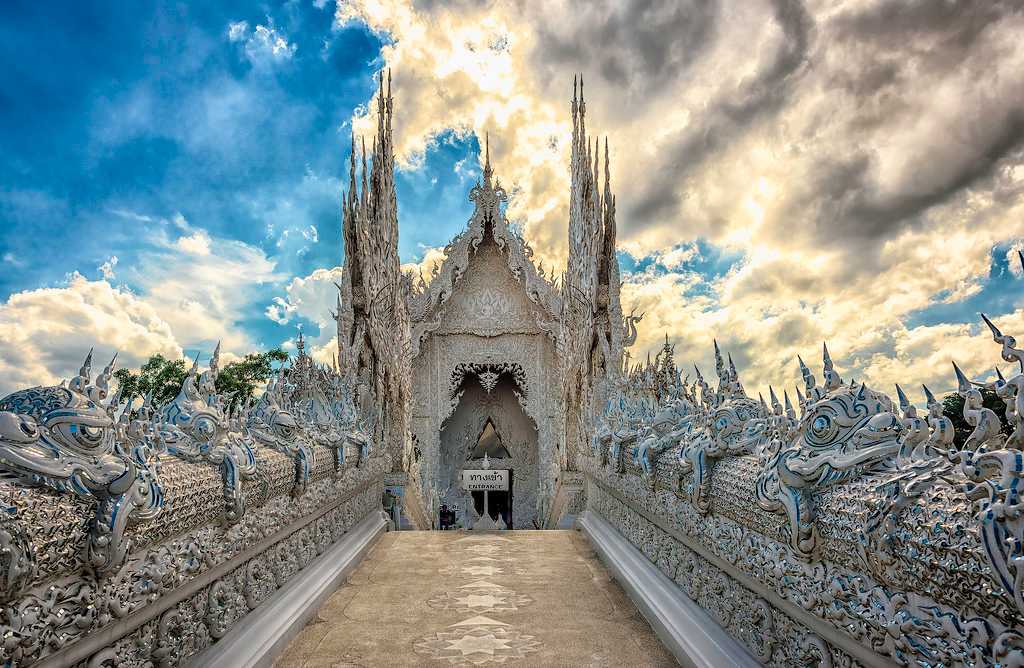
[438,372,539,530]
[471,469,514,528]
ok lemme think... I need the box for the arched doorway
[438,372,539,530]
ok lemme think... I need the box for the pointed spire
[713,340,725,378]
[822,342,842,390]
[981,312,1002,340]
[952,361,971,395]
[797,354,816,392]
[895,383,910,412]
[80,348,94,378]
[604,137,611,193]
[784,390,795,418]
[922,384,937,406]
[483,132,493,185]
[210,341,221,377]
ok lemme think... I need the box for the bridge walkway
[275,529,676,667]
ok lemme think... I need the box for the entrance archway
[438,371,539,530]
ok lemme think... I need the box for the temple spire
[483,132,492,185]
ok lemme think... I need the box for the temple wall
[1,441,387,667]
[583,445,1023,667]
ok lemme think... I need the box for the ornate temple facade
[335,76,635,530]
[0,75,1022,667]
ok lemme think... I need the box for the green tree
[113,354,188,408]
[215,348,289,412]
[941,388,1012,448]
[113,347,289,412]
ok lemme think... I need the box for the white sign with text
[462,469,509,491]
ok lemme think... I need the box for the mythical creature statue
[679,343,767,513]
[0,351,163,584]
[248,367,312,497]
[622,308,643,348]
[756,345,904,560]
[956,313,1024,617]
[953,361,1005,450]
[981,313,1024,449]
[632,390,695,482]
[159,344,256,525]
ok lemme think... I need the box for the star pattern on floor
[418,535,546,664]
[413,627,541,666]
[428,589,533,613]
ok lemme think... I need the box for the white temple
[334,74,634,531]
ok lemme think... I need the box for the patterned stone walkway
[276,530,676,667]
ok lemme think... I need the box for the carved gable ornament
[406,141,562,356]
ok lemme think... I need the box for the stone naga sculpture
[956,313,1024,618]
[757,344,903,560]
[247,367,312,497]
[981,313,1024,448]
[0,351,164,587]
[633,390,695,483]
[160,344,256,525]
[679,342,767,513]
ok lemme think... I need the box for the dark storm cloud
[597,0,1024,256]
[625,0,812,229]
[528,0,720,101]
[831,0,1018,54]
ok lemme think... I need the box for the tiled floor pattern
[275,529,677,667]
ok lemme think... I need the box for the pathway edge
[189,509,389,668]
[579,511,761,668]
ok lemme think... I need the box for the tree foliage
[113,354,188,407]
[113,348,289,412]
[941,388,1012,448]
[215,348,289,412]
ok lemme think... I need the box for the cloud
[97,255,118,279]
[174,231,212,255]
[266,266,346,364]
[228,19,297,67]
[0,206,289,395]
[130,220,284,354]
[337,0,1024,402]
[0,272,183,396]
[401,246,447,278]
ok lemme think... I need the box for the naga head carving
[161,356,229,460]
[708,396,764,457]
[785,380,897,482]
[0,362,129,496]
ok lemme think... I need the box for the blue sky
[1,0,1022,398]
[0,1,481,355]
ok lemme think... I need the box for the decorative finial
[822,342,842,390]
[895,383,910,412]
[952,361,971,395]
[80,348,94,378]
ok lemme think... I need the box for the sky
[0,0,1022,404]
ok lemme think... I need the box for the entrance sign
[462,469,509,491]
